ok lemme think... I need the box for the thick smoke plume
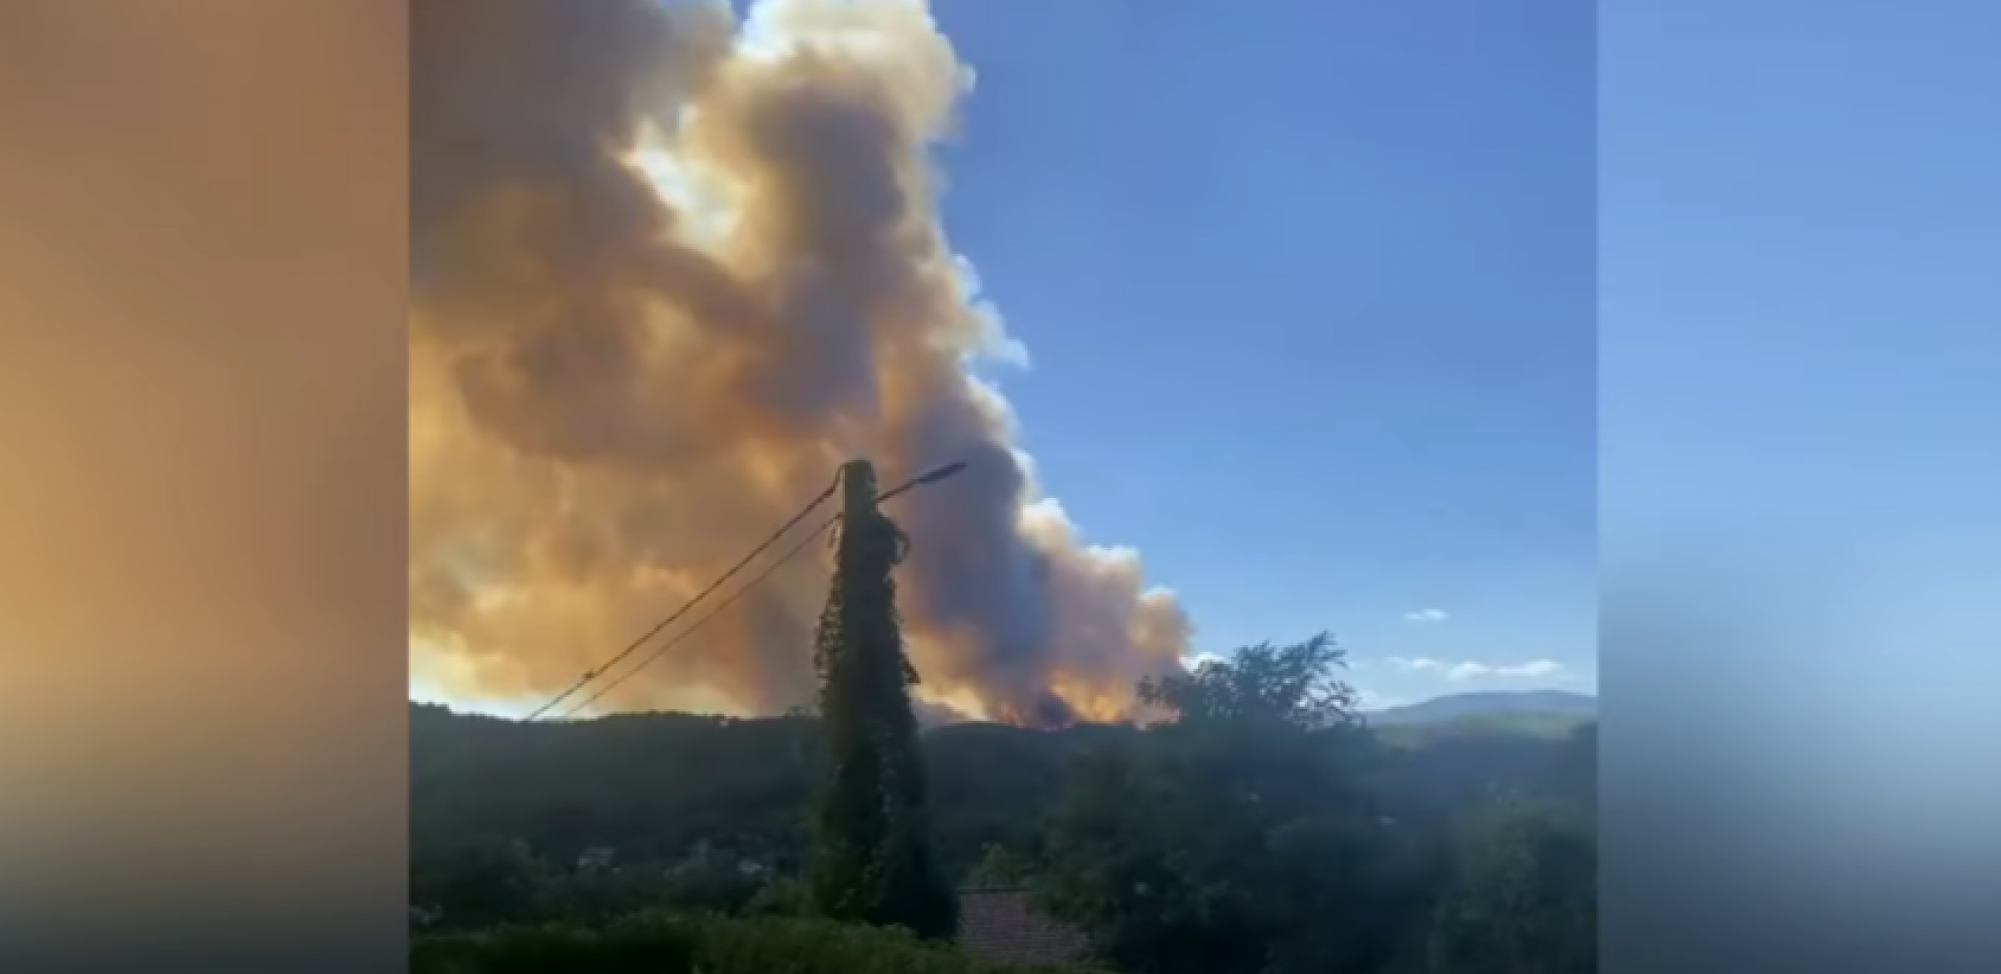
[409,0,1190,726]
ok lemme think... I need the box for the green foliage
[410,650,1598,972]
[1039,634,1441,974]
[410,704,822,871]
[408,704,1585,871]
[1138,632,1359,730]
[809,478,957,939]
[412,922,694,974]
[409,839,561,930]
[409,703,1595,942]
[1426,795,1597,974]
[411,914,1106,974]
[408,706,1103,910]
[739,876,813,917]
[697,915,1089,974]
[1547,723,1598,815]
[409,838,773,933]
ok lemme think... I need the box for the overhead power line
[523,474,841,721]
[551,460,968,721]
[561,513,838,719]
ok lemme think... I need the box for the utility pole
[809,458,957,939]
[837,457,881,565]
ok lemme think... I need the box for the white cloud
[1402,608,1449,623]
[1388,656,1447,673]
[1388,656,1571,683]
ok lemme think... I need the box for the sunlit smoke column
[809,459,956,937]
[407,0,1196,721]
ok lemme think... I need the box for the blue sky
[1601,0,2000,777]
[1596,2,2001,949]
[929,0,1597,707]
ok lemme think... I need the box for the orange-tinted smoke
[409,0,1191,726]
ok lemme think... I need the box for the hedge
[411,913,1106,974]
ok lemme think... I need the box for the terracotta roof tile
[957,887,1093,966]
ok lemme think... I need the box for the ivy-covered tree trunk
[809,460,958,939]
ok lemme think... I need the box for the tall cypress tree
[808,460,957,939]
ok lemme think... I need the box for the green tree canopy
[1427,795,1597,974]
[1039,633,1439,974]
[1137,632,1361,731]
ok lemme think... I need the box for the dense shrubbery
[1025,635,1598,974]
[1426,797,1596,974]
[412,636,1597,973]
[409,838,773,931]
[410,703,1585,893]
[411,913,1106,974]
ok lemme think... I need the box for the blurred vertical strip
[0,2,410,971]
[1600,0,2001,972]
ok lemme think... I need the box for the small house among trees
[956,886,1093,967]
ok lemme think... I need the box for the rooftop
[956,886,1093,967]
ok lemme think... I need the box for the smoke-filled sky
[410,0,1192,726]
[409,0,1598,723]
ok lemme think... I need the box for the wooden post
[839,459,879,530]
[811,456,958,937]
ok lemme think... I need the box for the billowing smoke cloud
[409,0,1191,726]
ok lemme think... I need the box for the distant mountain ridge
[1366,689,1597,726]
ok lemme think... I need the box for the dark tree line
[413,647,1594,974]
[414,499,1593,973]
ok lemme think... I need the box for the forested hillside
[412,634,1598,974]
[411,696,1595,928]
